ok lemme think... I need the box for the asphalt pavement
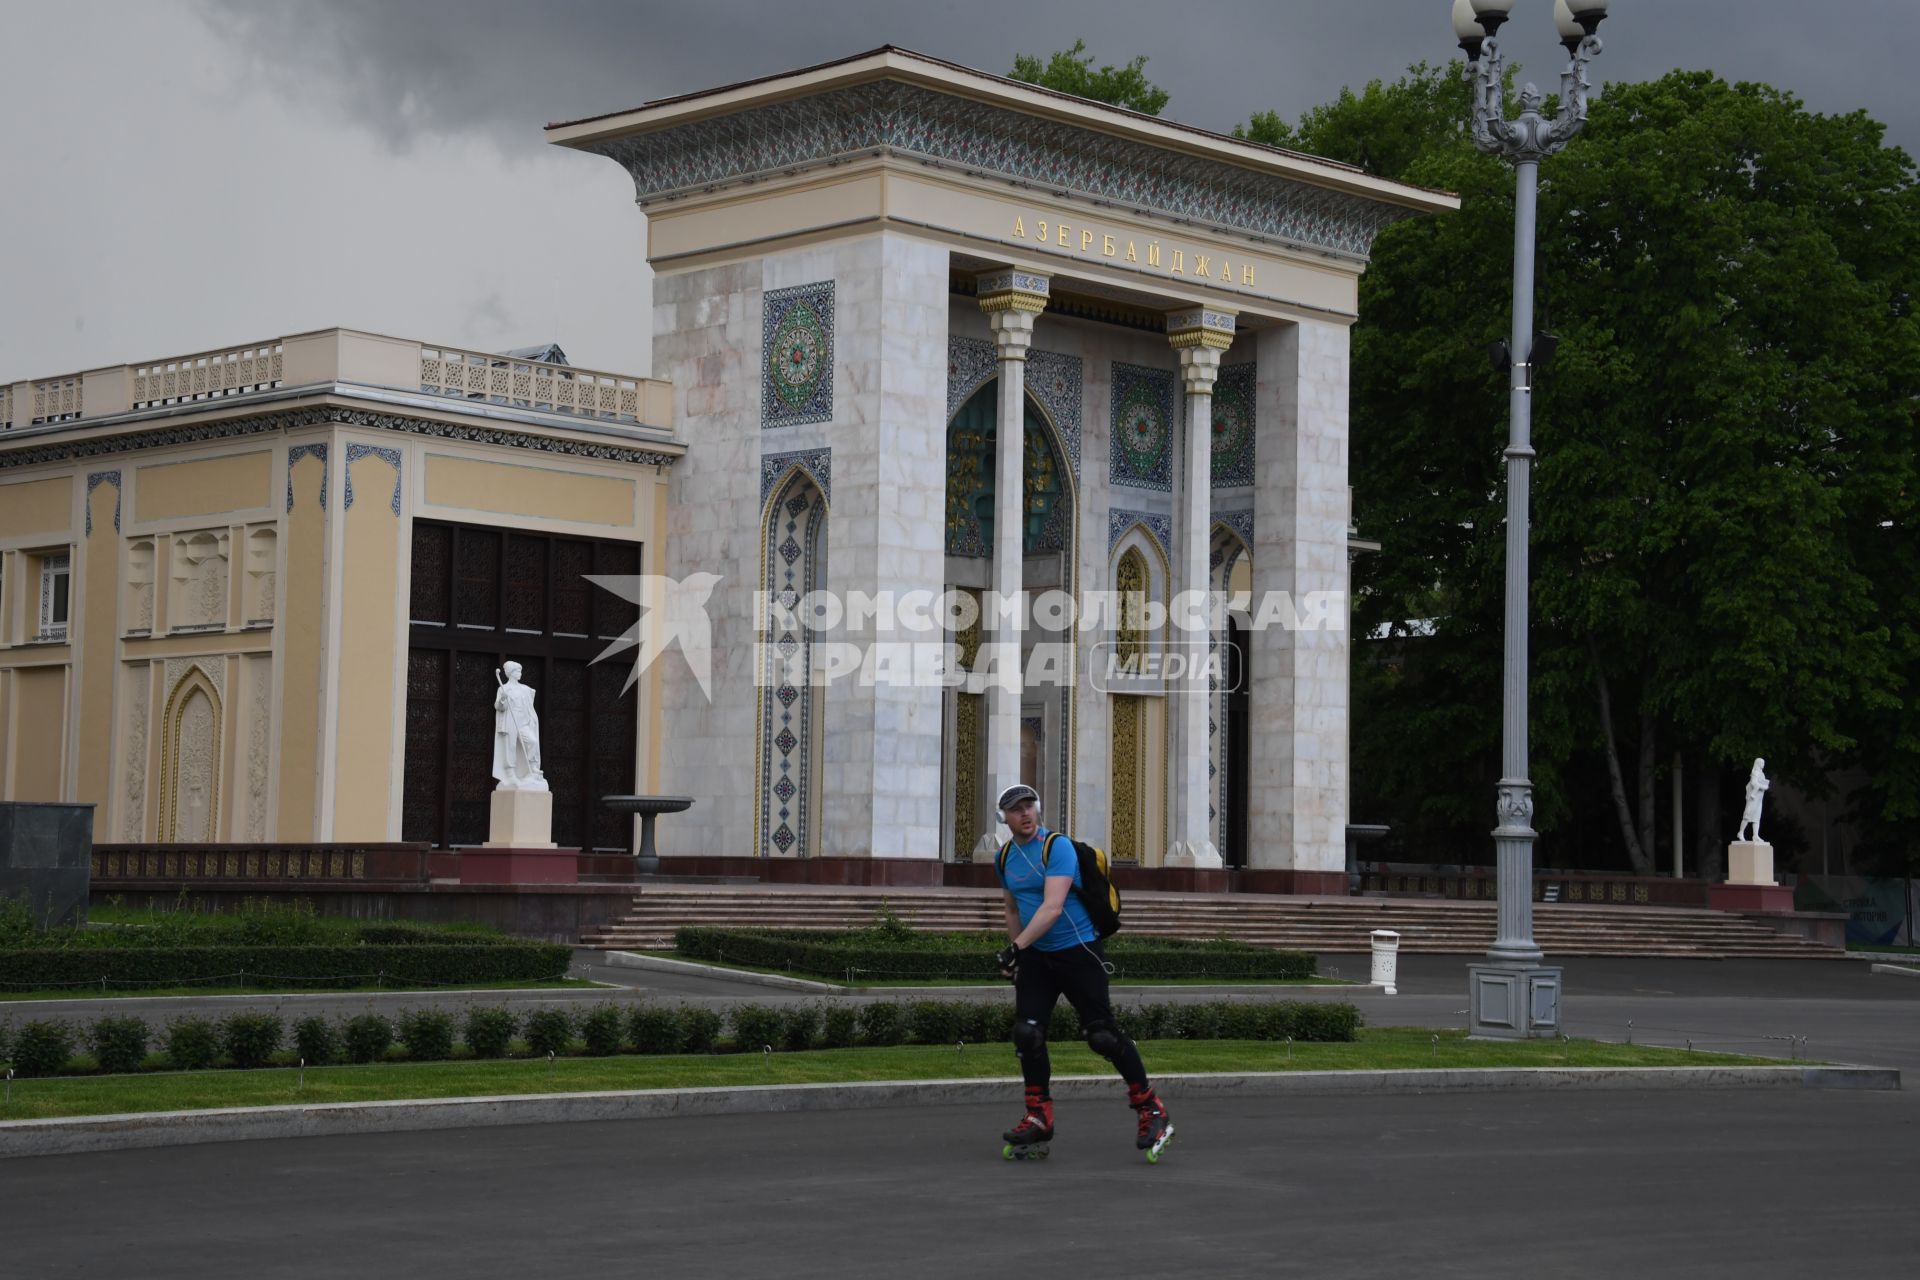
[3,1088,1914,1279]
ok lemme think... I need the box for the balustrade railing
[132,342,284,409]
[3,329,666,432]
[419,344,642,424]
[91,843,432,885]
[31,375,83,424]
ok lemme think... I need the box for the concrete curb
[1869,963,1920,979]
[599,951,841,992]
[0,1064,1895,1160]
[596,951,1377,998]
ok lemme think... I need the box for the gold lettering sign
[1009,217,1254,291]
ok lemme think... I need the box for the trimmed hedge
[399,1009,457,1062]
[0,943,572,990]
[463,1007,516,1059]
[294,1015,341,1066]
[673,927,1316,982]
[223,1013,283,1069]
[1,997,1360,1076]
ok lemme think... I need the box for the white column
[1165,307,1234,869]
[975,269,1048,852]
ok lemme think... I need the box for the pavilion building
[0,47,1453,896]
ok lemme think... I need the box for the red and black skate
[1001,1087,1054,1161]
[1129,1084,1175,1163]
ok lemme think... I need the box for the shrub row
[2,899,518,951]
[0,944,572,990]
[0,998,1358,1077]
[673,927,1318,981]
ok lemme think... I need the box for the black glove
[996,944,1023,981]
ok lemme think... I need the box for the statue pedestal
[460,789,574,885]
[486,789,554,849]
[1726,840,1774,885]
[1709,839,1792,913]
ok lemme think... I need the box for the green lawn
[1852,943,1920,956]
[0,1028,1782,1122]
[0,978,605,1003]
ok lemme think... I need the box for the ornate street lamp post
[1450,0,1609,1037]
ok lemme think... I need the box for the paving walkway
[3,1088,1913,1279]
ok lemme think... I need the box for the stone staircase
[578,885,1847,959]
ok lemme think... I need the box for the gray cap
[996,784,1039,813]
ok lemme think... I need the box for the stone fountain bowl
[601,795,695,874]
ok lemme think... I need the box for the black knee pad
[1083,1018,1127,1061]
[1013,1018,1048,1057]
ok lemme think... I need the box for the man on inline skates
[993,782,1173,1161]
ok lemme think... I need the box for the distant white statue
[491,662,546,792]
[1734,757,1769,842]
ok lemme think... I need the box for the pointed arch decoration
[1208,522,1253,861]
[942,363,1081,836]
[755,468,829,858]
[1108,538,1168,866]
[158,662,224,842]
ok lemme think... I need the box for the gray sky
[5,0,1915,381]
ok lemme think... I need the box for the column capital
[1166,306,1237,352]
[977,268,1050,314]
[982,305,1039,360]
[1174,343,1224,393]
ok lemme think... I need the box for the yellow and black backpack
[997,832,1123,939]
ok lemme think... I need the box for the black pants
[1013,940,1147,1092]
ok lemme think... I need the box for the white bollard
[1370,929,1400,995]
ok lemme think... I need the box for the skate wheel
[1002,1144,1015,1160]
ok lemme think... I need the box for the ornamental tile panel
[588,83,1415,260]
[760,447,832,507]
[85,470,121,535]
[763,281,835,428]
[947,337,1081,481]
[1109,508,1173,562]
[1210,363,1256,488]
[343,443,403,515]
[1109,362,1174,493]
[1028,349,1082,480]
[1215,509,1254,552]
[286,443,328,511]
[946,336,997,421]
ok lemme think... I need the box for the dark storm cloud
[199,0,1919,154]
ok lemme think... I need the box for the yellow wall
[10,666,67,799]
[0,477,71,538]
[136,452,273,521]
[332,448,401,840]
[275,446,327,838]
[73,477,121,809]
[424,454,637,527]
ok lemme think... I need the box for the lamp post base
[1468,963,1563,1040]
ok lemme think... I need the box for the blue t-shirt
[998,827,1096,952]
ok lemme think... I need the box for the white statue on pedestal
[1733,757,1768,842]
[491,662,547,792]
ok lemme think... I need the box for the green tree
[1260,66,1920,873]
[1009,39,1169,116]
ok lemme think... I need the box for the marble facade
[554,48,1453,880]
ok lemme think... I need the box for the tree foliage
[1009,39,1169,116]
[1251,66,1920,871]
